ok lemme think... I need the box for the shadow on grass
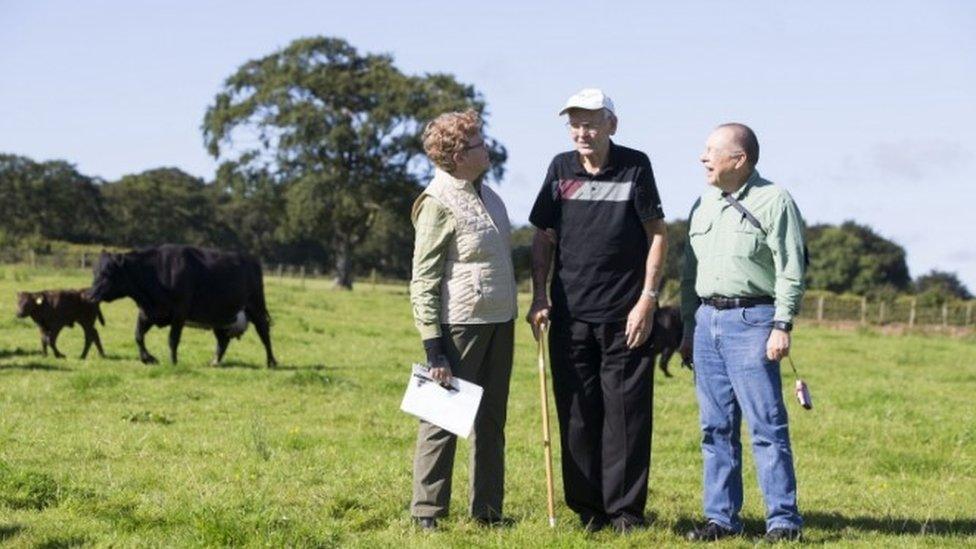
[0,524,24,542]
[33,535,89,549]
[94,352,141,362]
[674,512,976,540]
[805,512,976,537]
[272,363,332,372]
[216,362,339,372]
[213,360,263,370]
[0,348,37,360]
[0,362,72,372]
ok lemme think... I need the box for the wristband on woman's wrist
[423,337,444,363]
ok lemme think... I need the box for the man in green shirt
[680,123,806,543]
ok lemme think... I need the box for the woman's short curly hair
[422,109,482,173]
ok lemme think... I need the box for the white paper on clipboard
[400,363,483,439]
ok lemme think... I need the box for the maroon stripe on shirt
[558,179,585,199]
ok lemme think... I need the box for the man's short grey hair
[717,122,759,166]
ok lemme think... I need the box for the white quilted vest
[413,169,517,325]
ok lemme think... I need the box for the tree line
[0,36,970,302]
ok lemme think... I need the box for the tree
[212,161,289,260]
[202,36,507,288]
[914,270,973,303]
[102,167,227,247]
[805,221,911,295]
[509,225,535,284]
[0,153,106,244]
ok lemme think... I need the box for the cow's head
[88,252,127,303]
[16,291,42,318]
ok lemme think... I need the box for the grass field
[1,266,975,547]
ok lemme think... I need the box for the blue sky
[2,1,974,288]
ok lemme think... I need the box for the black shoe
[474,516,515,528]
[611,515,646,534]
[413,517,437,531]
[764,527,802,542]
[580,514,610,533]
[686,521,738,541]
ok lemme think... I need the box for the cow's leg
[168,321,184,365]
[80,323,93,359]
[135,312,158,364]
[246,309,277,368]
[40,331,49,356]
[92,328,106,358]
[211,328,231,367]
[659,347,675,378]
[49,328,66,359]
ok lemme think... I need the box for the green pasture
[1,266,974,547]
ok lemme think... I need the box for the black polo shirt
[529,141,664,323]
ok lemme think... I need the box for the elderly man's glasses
[566,121,605,136]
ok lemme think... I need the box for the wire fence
[3,248,974,330]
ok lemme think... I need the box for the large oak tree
[202,37,506,288]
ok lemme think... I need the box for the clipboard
[400,363,483,438]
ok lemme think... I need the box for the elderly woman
[409,109,517,530]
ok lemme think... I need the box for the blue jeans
[693,304,802,532]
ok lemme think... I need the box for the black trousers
[548,318,654,524]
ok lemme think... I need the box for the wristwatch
[772,320,793,332]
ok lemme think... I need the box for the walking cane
[536,322,557,528]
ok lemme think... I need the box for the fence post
[817,295,824,321]
[909,298,916,328]
[942,303,949,329]
[300,265,306,288]
[860,297,867,325]
[29,250,36,268]
[80,252,87,269]
[370,268,377,290]
[967,302,973,327]
[277,264,283,279]
[878,301,886,325]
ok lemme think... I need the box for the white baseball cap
[558,88,615,116]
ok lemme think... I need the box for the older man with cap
[527,88,668,533]
[679,123,806,543]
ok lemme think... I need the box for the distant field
[1,266,974,547]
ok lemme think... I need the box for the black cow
[16,289,106,359]
[649,306,684,377]
[87,244,277,367]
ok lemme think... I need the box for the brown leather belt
[701,296,774,310]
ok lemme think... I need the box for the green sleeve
[767,193,807,323]
[409,197,454,340]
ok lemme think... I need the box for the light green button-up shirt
[680,170,807,336]
[410,197,455,340]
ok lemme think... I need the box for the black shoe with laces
[579,514,610,533]
[611,515,646,534]
[764,527,802,542]
[474,516,515,528]
[686,521,738,541]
